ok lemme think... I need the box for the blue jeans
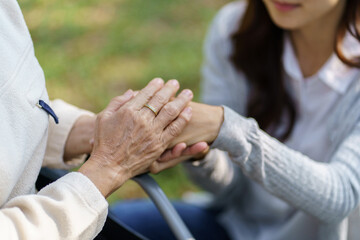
[110,200,231,240]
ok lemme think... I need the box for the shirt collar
[282,32,360,94]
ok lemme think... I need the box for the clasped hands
[77,78,223,198]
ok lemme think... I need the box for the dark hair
[230,0,360,141]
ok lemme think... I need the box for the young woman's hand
[148,102,224,173]
[78,78,193,198]
[148,141,209,174]
[169,102,224,147]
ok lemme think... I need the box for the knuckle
[109,97,117,104]
[179,112,190,123]
[112,96,122,102]
[163,104,178,118]
[140,88,152,98]
[122,106,134,115]
[138,114,149,125]
[97,112,107,123]
[110,96,125,107]
[153,94,167,105]
[175,93,190,104]
[168,123,181,137]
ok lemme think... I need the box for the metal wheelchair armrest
[133,174,195,240]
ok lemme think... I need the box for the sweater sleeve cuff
[38,172,108,236]
[183,149,237,191]
[183,149,218,168]
[44,172,108,215]
[211,106,253,158]
[43,99,95,169]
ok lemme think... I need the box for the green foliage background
[19,0,228,204]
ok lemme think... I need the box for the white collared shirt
[282,32,360,162]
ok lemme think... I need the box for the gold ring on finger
[144,103,158,116]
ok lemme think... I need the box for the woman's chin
[270,17,305,31]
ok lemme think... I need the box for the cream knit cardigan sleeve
[0,1,108,239]
[1,172,108,240]
[44,99,95,169]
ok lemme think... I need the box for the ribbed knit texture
[184,1,360,239]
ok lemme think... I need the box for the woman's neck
[290,1,346,78]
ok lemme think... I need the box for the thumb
[104,89,134,114]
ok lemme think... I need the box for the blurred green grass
[19,0,228,204]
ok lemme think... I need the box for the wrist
[169,102,224,147]
[207,105,224,143]
[189,102,223,144]
[78,155,129,198]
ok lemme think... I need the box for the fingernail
[182,89,193,97]
[124,89,133,97]
[184,106,192,115]
[154,78,164,85]
[169,79,179,86]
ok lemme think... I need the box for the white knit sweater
[184,1,360,240]
[0,1,108,239]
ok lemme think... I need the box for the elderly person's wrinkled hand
[79,78,193,197]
